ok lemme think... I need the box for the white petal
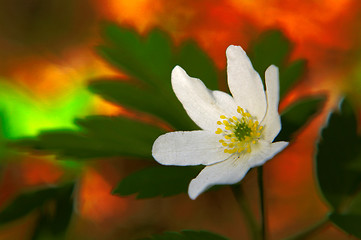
[212,90,238,117]
[249,140,288,167]
[152,130,231,166]
[188,156,251,199]
[261,65,281,141]
[187,140,288,199]
[171,66,237,130]
[226,45,267,120]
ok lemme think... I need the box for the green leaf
[317,99,361,238]
[113,166,202,198]
[97,26,192,130]
[88,80,194,130]
[0,183,73,225]
[15,116,166,159]
[140,230,229,240]
[316,99,361,210]
[248,30,306,100]
[249,30,291,77]
[94,25,220,130]
[347,191,361,215]
[274,96,325,142]
[279,59,306,99]
[93,24,222,130]
[96,25,194,130]
[31,184,74,240]
[99,26,173,89]
[175,41,218,90]
[329,213,361,239]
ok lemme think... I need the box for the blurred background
[0,0,361,239]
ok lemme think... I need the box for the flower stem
[257,166,266,240]
[283,217,329,240]
[231,184,260,240]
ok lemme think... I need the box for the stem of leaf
[257,166,266,240]
[283,217,329,240]
[231,184,260,240]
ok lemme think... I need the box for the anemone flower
[152,45,288,199]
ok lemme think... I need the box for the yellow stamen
[229,148,237,154]
[215,105,264,155]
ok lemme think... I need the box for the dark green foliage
[96,27,192,131]
[99,26,173,89]
[249,31,291,77]
[140,230,229,240]
[329,213,361,239]
[93,24,221,130]
[31,183,74,240]
[248,30,306,99]
[88,80,189,130]
[0,188,56,224]
[113,166,202,198]
[279,60,306,99]
[16,116,165,159]
[316,99,361,210]
[175,41,219,91]
[274,96,325,142]
[316,99,361,238]
[0,183,73,226]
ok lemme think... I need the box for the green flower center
[234,121,252,141]
[215,106,263,154]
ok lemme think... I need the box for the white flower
[152,45,288,200]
